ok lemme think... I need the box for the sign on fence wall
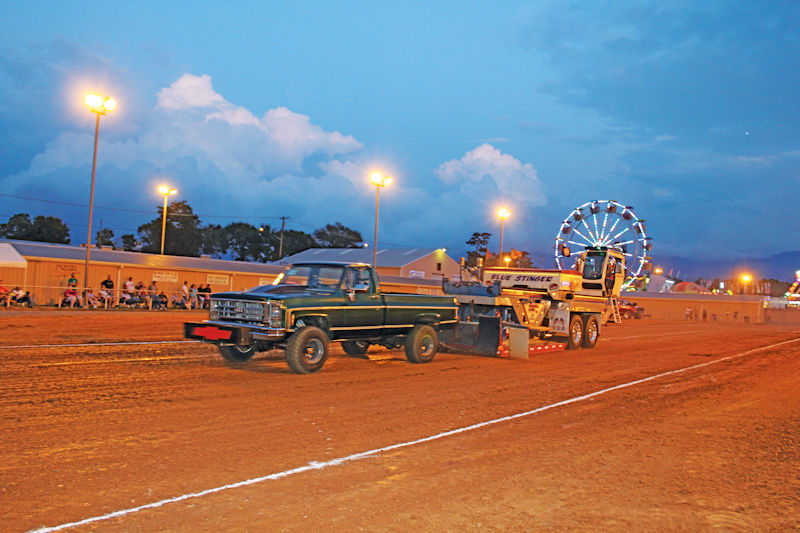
[207,274,230,285]
[259,277,274,286]
[152,271,178,282]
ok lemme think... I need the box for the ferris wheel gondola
[554,200,652,289]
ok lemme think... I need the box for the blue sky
[1,1,798,263]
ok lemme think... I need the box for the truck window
[345,267,376,293]
[583,252,606,280]
[277,265,345,293]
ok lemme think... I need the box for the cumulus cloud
[435,144,546,207]
[0,73,552,256]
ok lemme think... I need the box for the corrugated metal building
[278,247,462,280]
[0,240,450,306]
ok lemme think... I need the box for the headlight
[269,303,283,327]
[210,300,219,319]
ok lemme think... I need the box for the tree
[224,222,272,261]
[137,200,202,256]
[280,229,318,258]
[0,213,34,239]
[119,234,140,251]
[0,213,70,244]
[313,222,363,248]
[465,232,492,267]
[200,224,227,257]
[96,227,114,247]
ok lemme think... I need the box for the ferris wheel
[554,200,652,288]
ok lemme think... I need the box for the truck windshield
[273,265,345,293]
[582,252,606,280]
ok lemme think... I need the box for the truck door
[342,266,384,336]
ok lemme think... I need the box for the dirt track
[1,310,798,531]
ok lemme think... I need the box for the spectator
[0,280,10,306]
[85,287,100,309]
[152,289,168,310]
[100,275,116,307]
[189,283,199,309]
[199,284,212,308]
[181,281,190,304]
[10,287,34,307]
[67,272,78,288]
[121,276,139,307]
[148,281,159,308]
[171,291,187,309]
[63,287,82,307]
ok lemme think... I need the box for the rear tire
[405,325,439,363]
[565,314,583,350]
[581,315,600,348]
[342,340,370,358]
[286,326,329,374]
[218,344,257,363]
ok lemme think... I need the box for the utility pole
[278,216,288,260]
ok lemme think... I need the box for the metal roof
[277,247,452,267]
[1,239,284,276]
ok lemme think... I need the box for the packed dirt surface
[1,310,798,531]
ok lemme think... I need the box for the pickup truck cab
[185,262,458,373]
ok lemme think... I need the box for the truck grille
[211,299,267,324]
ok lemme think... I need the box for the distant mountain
[653,251,800,282]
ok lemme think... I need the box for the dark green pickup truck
[185,262,458,373]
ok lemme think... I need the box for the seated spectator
[10,287,33,307]
[171,292,188,309]
[136,280,147,301]
[118,290,132,308]
[63,287,82,308]
[67,272,78,288]
[100,275,116,307]
[85,287,100,309]
[0,280,10,307]
[152,290,168,310]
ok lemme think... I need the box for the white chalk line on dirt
[0,340,197,349]
[30,335,800,533]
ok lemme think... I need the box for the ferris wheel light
[555,199,649,290]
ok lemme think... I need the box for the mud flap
[440,316,501,356]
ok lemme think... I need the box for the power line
[0,193,285,220]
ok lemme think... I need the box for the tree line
[0,202,365,262]
[0,205,537,267]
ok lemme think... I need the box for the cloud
[0,72,553,256]
[157,74,227,110]
[435,144,546,207]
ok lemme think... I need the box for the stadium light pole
[370,172,392,267]
[83,94,116,296]
[158,185,178,255]
[497,208,510,262]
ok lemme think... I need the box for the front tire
[405,325,439,363]
[342,340,370,358]
[218,344,257,363]
[581,315,600,348]
[286,326,329,374]
[565,314,583,350]
[622,310,633,319]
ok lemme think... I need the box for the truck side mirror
[353,283,370,293]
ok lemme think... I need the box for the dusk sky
[1,1,798,263]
